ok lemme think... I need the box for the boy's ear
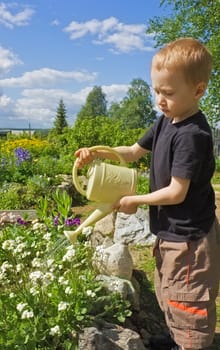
[195,82,206,99]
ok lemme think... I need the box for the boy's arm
[74,143,148,168]
[114,176,190,214]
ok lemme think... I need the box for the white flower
[14,242,27,254]
[43,232,51,241]
[33,222,46,230]
[43,272,55,285]
[62,246,75,262]
[9,292,15,298]
[30,287,40,296]
[47,258,54,267]
[58,301,69,311]
[21,250,31,258]
[79,275,86,281]
[50,325,61,336]
[2,239,15,251]
[17,302,28,312]
[58,276,68,285]
[32,258,42,268]
[29,270,43,282]
[112,280,120,290]
[16,263,24,272]
[15,237,23,244]
[86,290,96,298]
[1,261,13,272]
[21,310,34,319]
[65,286,72,295]
[0,271,5,281]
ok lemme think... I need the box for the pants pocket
[167,280,210,330]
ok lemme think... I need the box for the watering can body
[86,162,137,203]
[64,146,137,243]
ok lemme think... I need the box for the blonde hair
[152,38,212,86]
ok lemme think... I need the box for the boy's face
[151,66,203,123]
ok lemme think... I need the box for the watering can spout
[64,203,112,243]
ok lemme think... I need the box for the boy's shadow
[125,269,168,336]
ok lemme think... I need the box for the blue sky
[0,0,171,129]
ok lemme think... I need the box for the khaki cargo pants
[153,218,220,349]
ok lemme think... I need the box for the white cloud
[0,46,22,75]
[0,68,97,88]
[64,17,154,53]
[4,83,129,127]
[0,2,35,29]
[0,93,11,107]
[12,88,92,126]
[102,84,129,102]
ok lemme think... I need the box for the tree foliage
[67,115,148,168]
[146,0,220,126]
[76,86,107,122]
[53,99,68,134]
[111,79,157,129]
[76,80,156,129]
[71,116,145,150]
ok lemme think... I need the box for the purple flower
[64,217,80,227]
[14,147,31,165]
[54,213,60,226]
[17,217,28,225]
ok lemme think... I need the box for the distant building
[0,129,11,138]
[0,129,35,138]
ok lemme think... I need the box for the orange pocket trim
[168,300,208,317]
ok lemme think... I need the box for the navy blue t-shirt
[138,111,216,242]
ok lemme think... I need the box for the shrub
[0,192,131,349]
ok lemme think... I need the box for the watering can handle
[72,145,127,196]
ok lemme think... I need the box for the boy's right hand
[74,148,96,168]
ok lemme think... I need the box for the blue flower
[14,147,31,165]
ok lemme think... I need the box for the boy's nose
[157,94,166,106]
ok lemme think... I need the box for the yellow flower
[0,138,49,155]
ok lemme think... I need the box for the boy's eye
[154,89,174,96]
[164,90,174,96]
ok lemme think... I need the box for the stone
[96,274,140,311]
[94,212,116,236]
[94,242,133,280]
[78,322,147,350]
[114,208,155,245]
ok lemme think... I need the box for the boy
[75,38,220,350]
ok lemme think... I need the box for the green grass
[212,171,220,185]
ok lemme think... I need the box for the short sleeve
[171,131,209,182]
[138,116,163,151]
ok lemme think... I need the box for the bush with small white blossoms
[0,213,131,349]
